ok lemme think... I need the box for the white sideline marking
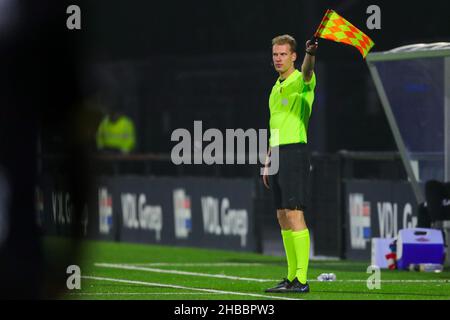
[94,263,271,282]
[69,292,222,296]
[95,263,450,284]
[82,276,303,300]
[310,279,450,283]
[115,262,265,267]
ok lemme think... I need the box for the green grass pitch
[48,237,450,300]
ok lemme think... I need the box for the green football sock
[292,229,310,284]
[281,229,297,281]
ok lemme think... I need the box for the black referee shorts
[269,143,311,211]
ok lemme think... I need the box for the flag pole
[312,9,333,42]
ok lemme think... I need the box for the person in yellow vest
[96,110,136,154]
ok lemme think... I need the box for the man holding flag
[263,10,374,294]
[263,34,318,293]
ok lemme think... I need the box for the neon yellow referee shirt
[269,69,316,147]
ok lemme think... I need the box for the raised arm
[301,39,318,83]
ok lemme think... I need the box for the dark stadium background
[75,0,450,155]
[1,0,449,299]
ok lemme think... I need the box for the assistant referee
[263,34,317,293]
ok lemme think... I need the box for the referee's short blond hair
[272,34,297,53]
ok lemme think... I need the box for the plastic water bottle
[317,273,337,281]
[408,263,443,273]
[317,273,327,281]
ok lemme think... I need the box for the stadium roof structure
[366,43,450,203]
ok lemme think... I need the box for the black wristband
[306,50,315,56]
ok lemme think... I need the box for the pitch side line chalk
[312,279,450,283]
[95,263,450,283]
[111,262,265,267]
[82,276,303,301]
[68,292,223,296]
[94,263,271,282]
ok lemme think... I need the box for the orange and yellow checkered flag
[314,9,375,58]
